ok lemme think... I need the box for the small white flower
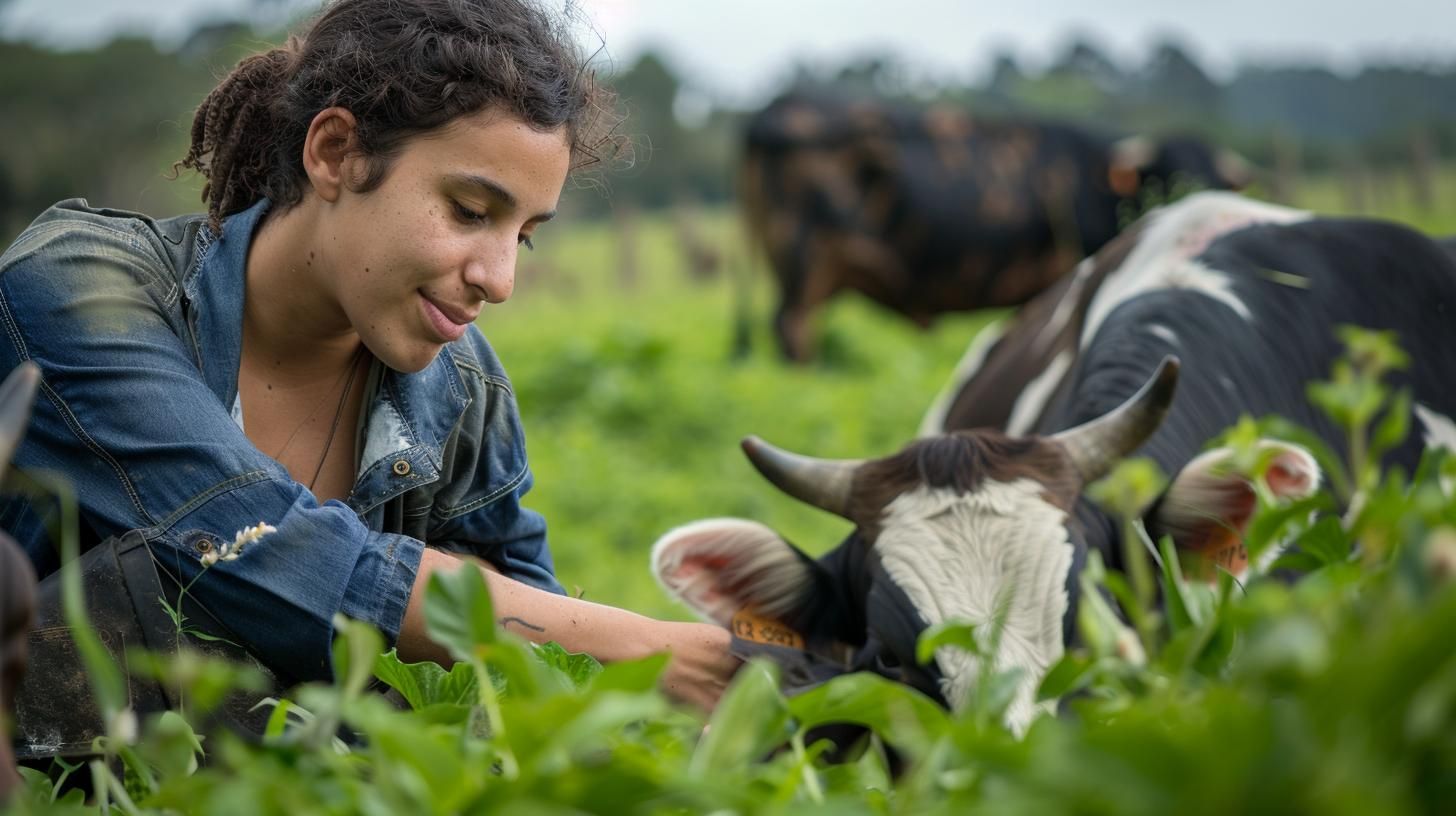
[1425,527,1456,583]
[199,521,277,568]
[108,707,138,744]
[227,521,277,560]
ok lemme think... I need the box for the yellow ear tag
[731,609,806,649]
[1108,164,1141,198]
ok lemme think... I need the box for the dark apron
[11,531,284,761]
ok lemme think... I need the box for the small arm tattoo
[501,616,545,633]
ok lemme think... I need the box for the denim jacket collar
[183,199,471,500]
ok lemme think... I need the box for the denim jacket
[0,198,562,682]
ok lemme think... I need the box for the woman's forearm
[397,547,682,665]
[396,548,739,710]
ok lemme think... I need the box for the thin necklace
[268,346,366,490]
[306,347,367,491]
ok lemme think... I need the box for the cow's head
[653,358,1319,733]
[1108,136,1254,200]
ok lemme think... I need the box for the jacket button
[392,459,412,477]
[195,538,215,554]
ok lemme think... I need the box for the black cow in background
[742,91,1252,361]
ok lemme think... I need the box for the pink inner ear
[1265,450,1317,498]
[652,518,805,628]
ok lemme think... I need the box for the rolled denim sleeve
[438,465,560,594]
[0,209,424,682]
[426,342,564,595]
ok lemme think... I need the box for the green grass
[487,172,1456,619]
[16,171,1456,816]
[488,208,995,617]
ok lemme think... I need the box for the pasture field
[490,167,1456,620]
[12,170,1456,814]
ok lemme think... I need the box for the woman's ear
[301,106,360,203]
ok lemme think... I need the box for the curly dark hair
[176,0,618,231]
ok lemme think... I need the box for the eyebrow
[449,173,557,222]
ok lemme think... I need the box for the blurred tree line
[2,19,1454,238]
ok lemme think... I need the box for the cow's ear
[1147,440,1321,578]
[652,518,820,628]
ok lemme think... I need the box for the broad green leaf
[414,702,474,725]
[126,646,269,716]
[536,692,671,773]
[1077,552,1139,660]
[1245,493,1335,565]
[691,658,791,775]
[787,672,948,760]
[1086,457,1168,517]
[1336,324,1409,376]
[1298,515,1353,567]
[482,634,554,698]
[373,648,479,710]
[532,641,604,688]
[591,652,671,695]
[916,619,980,666]
[1369,388,1413,464]
[1037,653,1094,701]
[115,744,157,800]
[1158,537,1198,633]
[16,765,90,813]
[331,614,385,701]
[425,565,497,662]
[262,697,294,740]
[975,666,1025,722]
[137,710,205,780]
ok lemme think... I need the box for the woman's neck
[242,202,362,383]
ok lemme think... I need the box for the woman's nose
[464,242,516,304]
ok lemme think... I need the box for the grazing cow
[655,191,1456,733]
[742,92,1252,362]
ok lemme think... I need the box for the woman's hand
[401,550,743,711]
[655,620,741,713]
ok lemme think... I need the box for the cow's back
[1047,215,1456,479]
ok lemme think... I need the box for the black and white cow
[654,191,1456,732]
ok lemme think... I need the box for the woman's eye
[452,201,486,223]
[518,235,535,251]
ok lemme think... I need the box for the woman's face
[324,108,571,372]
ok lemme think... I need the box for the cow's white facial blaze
[874,478,1074,734]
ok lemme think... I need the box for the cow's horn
[741,435,863,519]
[1051,356,1179,483]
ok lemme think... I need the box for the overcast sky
[4,0,1454,105]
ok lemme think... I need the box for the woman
[0,0,737,713]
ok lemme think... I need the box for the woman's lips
[420,293,470,342]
